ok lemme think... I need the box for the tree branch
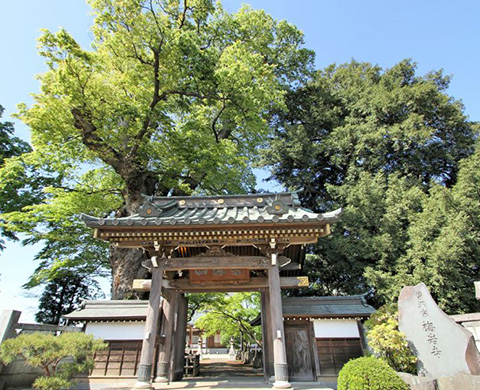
[212,100,227,143]
[178,0,189,29]
[129,88,221,157]
[53,186,123,196]
[71,108,124,175]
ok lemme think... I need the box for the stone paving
[77,378,335,390]
[75,360,336,390]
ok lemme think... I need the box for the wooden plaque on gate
[189,269,250,284]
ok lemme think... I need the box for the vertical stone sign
[399,283,480,379]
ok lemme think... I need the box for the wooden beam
[133,276,309,292]
[113,235,320,248]
[162,256,269,270]
[16,323,82,333]
[158,255,291,271]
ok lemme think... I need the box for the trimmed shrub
[337,356,409,390]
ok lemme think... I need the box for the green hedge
[337,356,409,390]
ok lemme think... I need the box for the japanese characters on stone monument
[398,283,480,379]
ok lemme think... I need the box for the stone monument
[228,337,236,361]
[399,283,480,379]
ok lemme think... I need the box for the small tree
[35,271,105,325]
[0,332,107,390]
[364,304,417,374]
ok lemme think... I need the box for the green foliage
[366,146,480,313]
[35,271,104,325]
[194,292,261,348]
[303,173,425,299]
[0,104,48,250]
[264,59,480,313]
[0,105,30,164]
[1,0,313,297]
[0,332,107,390]
[187,293,219,322]
[364,304,417,374]
[33,376,71,390]
[265,60,476,204]
[337,356,409,390]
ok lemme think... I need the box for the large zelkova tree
[1,0,313,298]
[263,60,480,313]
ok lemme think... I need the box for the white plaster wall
[313,319,359,338]
[85,321,145,340]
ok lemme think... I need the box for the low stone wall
[0,310,82,389]
[1,359,44,389]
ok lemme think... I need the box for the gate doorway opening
[183,291,265,382]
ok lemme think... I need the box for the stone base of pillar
[274,363,289,381]
[132,381,152,389]
[273,363,290,388]
[272,380,292,389]
[154,361,169,383]
[153,376,169,383]
[134,363,152,389]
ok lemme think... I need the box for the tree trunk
[110,246,149,299]
[109,170,163,299]
[106,167,195,299]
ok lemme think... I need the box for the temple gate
[82,192,341,389]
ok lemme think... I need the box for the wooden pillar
[357,321,369,354]
[172,294,188,381]
[261,290,272,383]
[268,252,291,389]
[267,290,276,379]
[168,291,180,383]
[309,320,322,382]
[154,290,178,383]
[134,257,163,389]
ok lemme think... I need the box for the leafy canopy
[265,59,476,208]
[366,146,480,313]
[264,60,480,312]
[16,0,313,199]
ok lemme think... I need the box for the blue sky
[1,0,479,321]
